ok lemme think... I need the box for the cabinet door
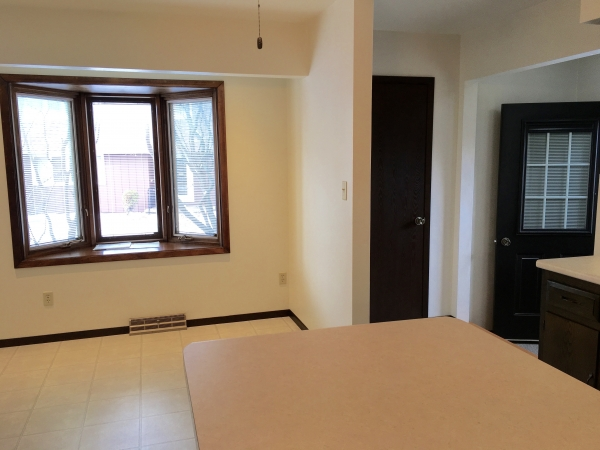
[542,312,598,387]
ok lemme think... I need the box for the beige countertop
[183,317,600,449]
[536,255,600,285]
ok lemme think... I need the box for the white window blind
[169,98,217,237]
[91,102,159,238]
[523,131,592,230]
[16,94,81,248]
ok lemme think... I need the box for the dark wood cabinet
[539,271,600,388]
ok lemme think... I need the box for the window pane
[91,102,158,238]
[546,166,567,196]
[567,199,587,229]
[544,199,566,228]
[16,94,81,248]
[526,133,547,164]
[547,133,569,164]
[524,166,544,196]
[522,131,592,231]
[523,198,543,229]
[169,99,217,237]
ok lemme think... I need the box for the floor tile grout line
[9,422,86,439]
[49,346,101,372]
[0,347,18,378]
[79,394,140,429]
[75,335,136,450]
[282,316,299,329]
[75,353,99,450]
[181,329,200,450]
[139,386,191,418]
[139,332,146,449]
[145,436,197,448]
[4,325,294,449]
[140,329,185,448]
[249,318,293,333]
[14,343,60,449]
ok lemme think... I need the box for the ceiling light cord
[257,0,263,49]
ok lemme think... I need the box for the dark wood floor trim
[0,309,309,348]
[288,310,309,330]
[186,310,290,327]
[0,326,130,348]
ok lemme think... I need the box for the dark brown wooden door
[370,76,433,323]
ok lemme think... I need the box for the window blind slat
[548,133,569,164]
[523,131,592,230]
[169,99,217,237]
[16,94,81,248]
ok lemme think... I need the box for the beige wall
[351,0,374,325]
[581,0,600,23]
[455,0,600,325]
[372,30,461,317]
[288,0,373,329]
[469,61,580,328]
[469,54,600,329]
[0,5,311,77]
[0,74,291,339]
[288,0,355,330]
[576,55,600,251]
[460,0,600,82]
[0,0,376,337]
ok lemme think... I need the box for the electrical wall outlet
[43,292,54,307]
[279,273,287,285]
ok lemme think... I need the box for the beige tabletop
[183,317,600,449]
[537,255,600,285]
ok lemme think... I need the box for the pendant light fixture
[257,0,263,49]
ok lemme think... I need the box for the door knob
[415,217,426,226]
[501,237,511,247]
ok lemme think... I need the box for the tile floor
[514,342,539,357]
[0,317,301,450]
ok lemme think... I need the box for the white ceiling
[0,0,551,32]
[374,0,551,34]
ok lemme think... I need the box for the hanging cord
[257,0,263,49]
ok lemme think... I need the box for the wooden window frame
[86,95,165,243]
[162,90,223,244]
[0,75,230,268]
[10,85,89,258]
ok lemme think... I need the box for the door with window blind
[493,103,600,340]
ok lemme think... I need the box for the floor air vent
[129,314,187,335]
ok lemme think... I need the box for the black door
[494,102,600,340]
[370,76,433,323]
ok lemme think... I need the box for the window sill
[16,241,229,268]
